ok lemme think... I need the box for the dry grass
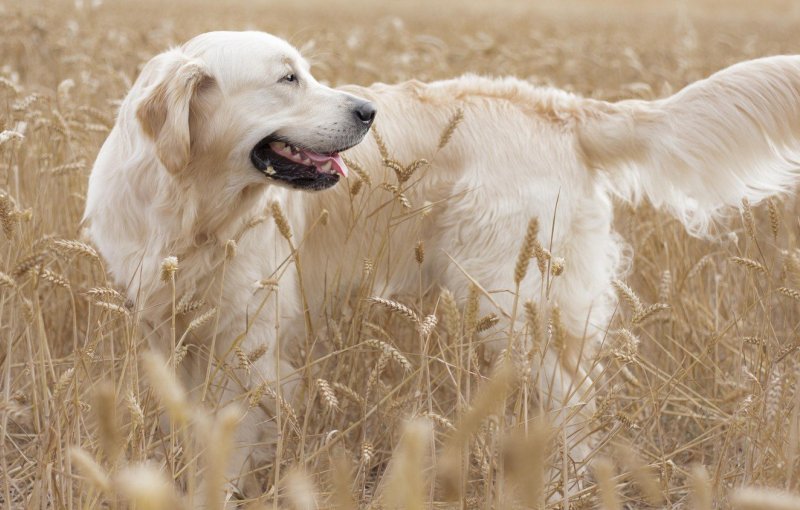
[3,0,800,508]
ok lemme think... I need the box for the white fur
[84,30,800,497]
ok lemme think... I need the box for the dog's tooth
[320,161,332,173]
[272,142,287,151]
[266,165,276,175]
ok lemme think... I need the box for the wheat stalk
[741,198,756,241]
[332,382,366,407]
[40,269,70,289]
[632,303,670,325]
[341,156,371,185]
[767,198,780,239]
[53,239,100,261]
[365,338,412,372]
[438,107,464,149]
[440,289,461,339]
[613,280,644,315]
[85,287,125,302]
[94,301,130,317]
[414,241,425,264]
[159,256,178,283]
[315,378,340,411]
[372,125,389,160]
[514,217,539,285]
[730,256,766,274]
[475,313,499,332]
[271,201,293,240]
[368,296,420,324]
[777,287,800,302]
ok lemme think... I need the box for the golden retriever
[83,30,800,500]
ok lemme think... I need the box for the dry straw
[6,5,800,510]
[384,419,432,510]
[114,464,181,510]
[690,464,712,510]
[502,422,549,507]
[286,469,319,510]
[616,443,662,505]
[731,488,800,510]
[201,405,242,509]
[142,351,188,423]
[94,382,121,460]
[593,457,621,510]
[68,447,111,492]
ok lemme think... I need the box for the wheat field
[4,0,800,508]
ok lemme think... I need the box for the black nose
[354,101,377,125]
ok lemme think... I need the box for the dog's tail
[578,55,800,234]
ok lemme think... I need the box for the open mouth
[250,137,350,191]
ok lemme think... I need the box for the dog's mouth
[250,137,349,191]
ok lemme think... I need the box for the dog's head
[134,31,375,192]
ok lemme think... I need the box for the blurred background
[8,0,800,96]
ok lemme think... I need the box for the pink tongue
[300,149,348,177]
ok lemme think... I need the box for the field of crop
[4,0,800,508]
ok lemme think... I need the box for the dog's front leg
[181,324,298,507]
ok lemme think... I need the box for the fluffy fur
[83,30,800,498]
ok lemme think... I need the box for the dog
[83,30,800,499]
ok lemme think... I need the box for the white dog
[83,30,800,498]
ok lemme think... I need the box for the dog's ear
[136,51,214,174]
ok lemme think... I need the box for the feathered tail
[578,55,800,233]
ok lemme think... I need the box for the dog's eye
[281,73,297,84]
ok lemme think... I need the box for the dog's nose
[354,101,377,125]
